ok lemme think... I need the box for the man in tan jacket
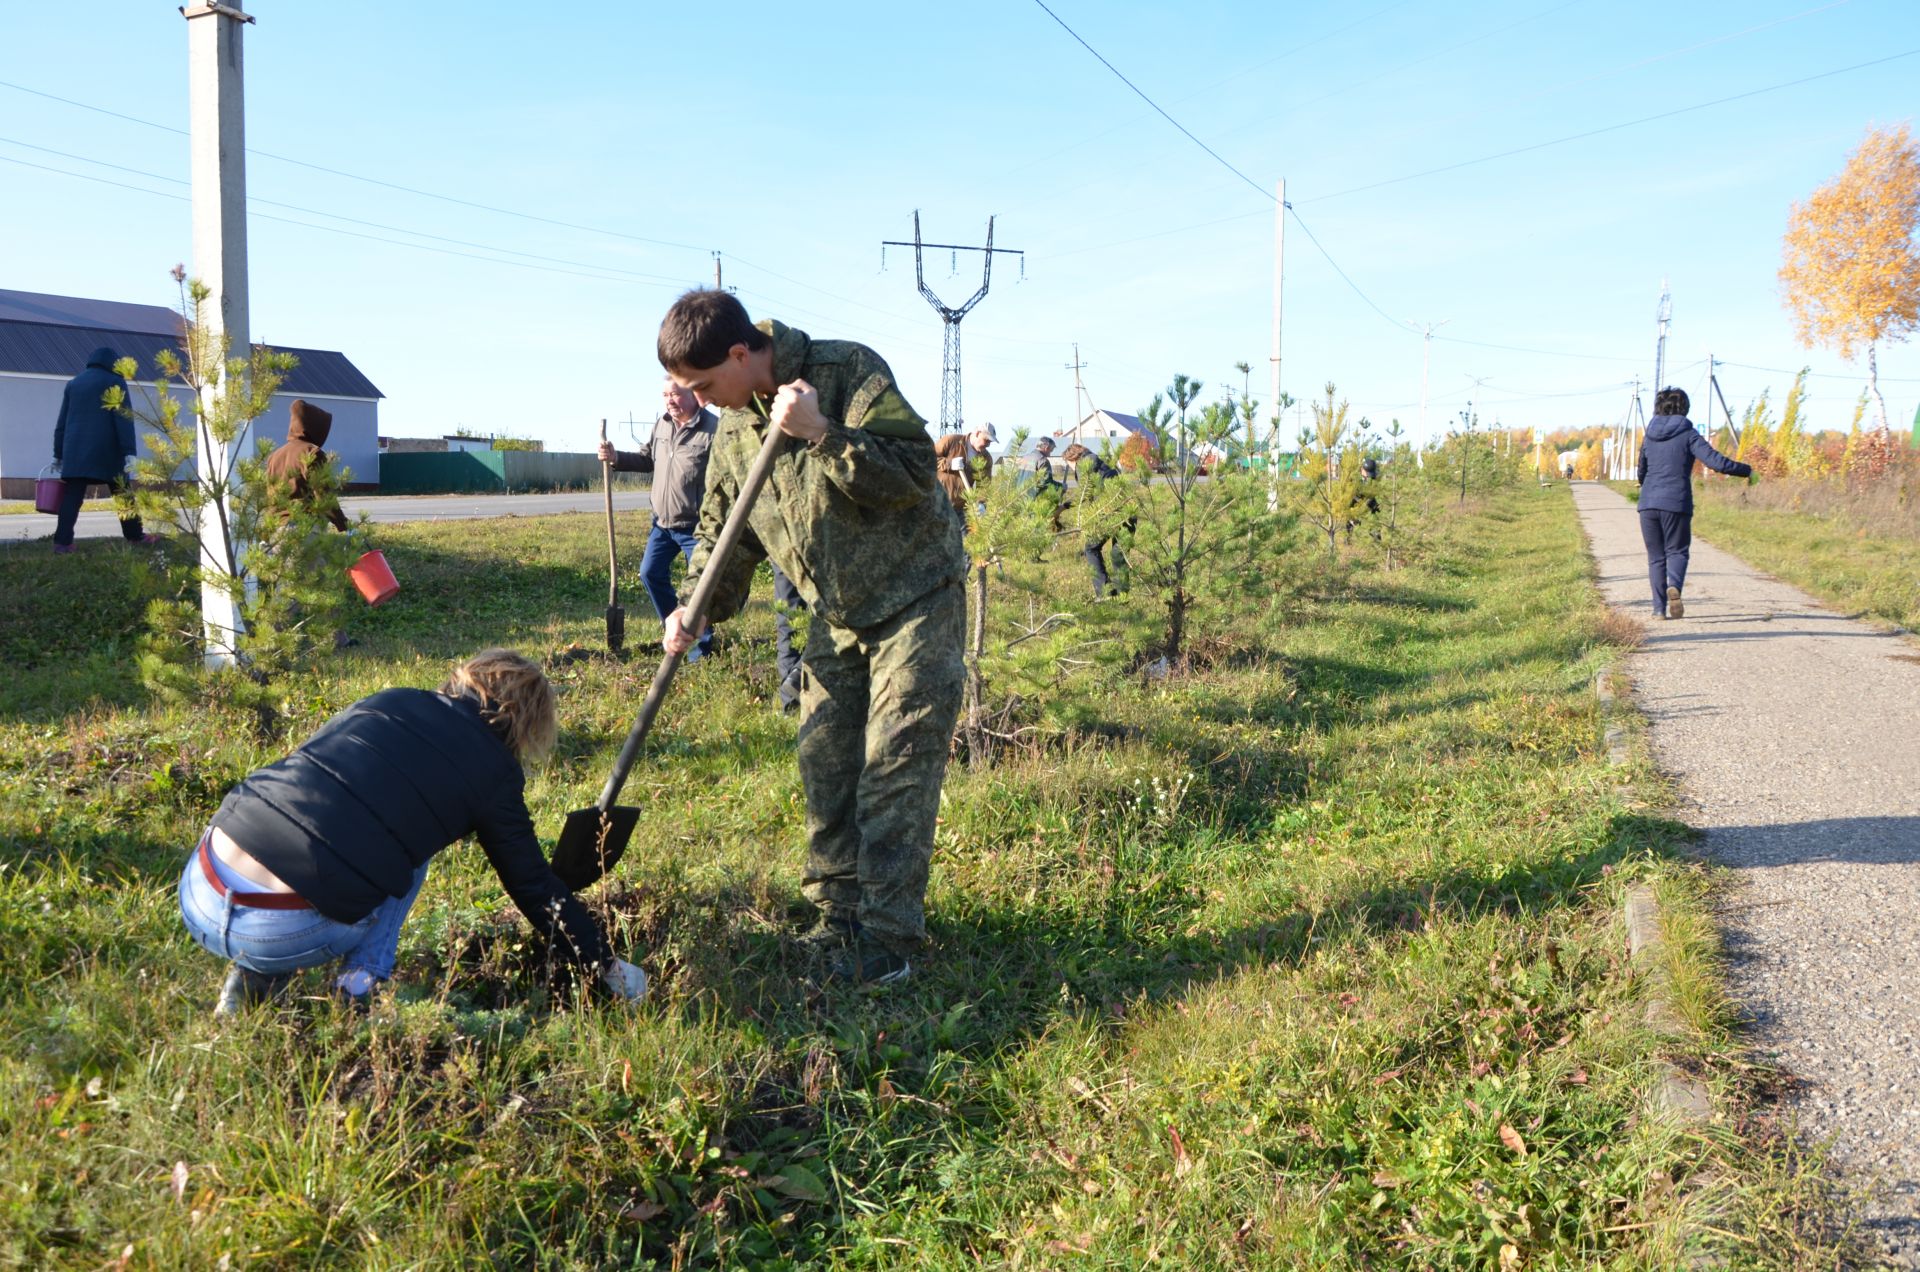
[932,422,996,513]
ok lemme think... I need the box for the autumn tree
[1780,123,1920,431]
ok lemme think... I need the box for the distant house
[0,288,383,498]
[1070,408,1158,449]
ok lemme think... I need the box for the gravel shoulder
[1573,480,1920,1265]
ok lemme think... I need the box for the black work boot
[825,937,912,989]
[214,965,293,1017]
[797,912,860,955]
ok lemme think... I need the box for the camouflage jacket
[682,321,967,631]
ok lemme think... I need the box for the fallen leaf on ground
[1499,1124,1528,1160]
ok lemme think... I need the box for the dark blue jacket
[1636,414,1750,515]
[211,687,611,968]
[52,347,135,483]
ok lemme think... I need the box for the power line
[1216,0,1585,145]
[0,77,709,255]
[0,135,696,285]
[1027,0,1270,202]
[1399,0,1856,144]
[1299,45,1920,205]
[1282,207,1411,335]
[1718,359,1920,385]
[0,151,689,289]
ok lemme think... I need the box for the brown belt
[197,835,311,910]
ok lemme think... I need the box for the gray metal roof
[0,289,383,399]
[1083,408,1157,441]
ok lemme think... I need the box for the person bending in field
[179,649,648,1015]
[657,289,966,988]
[1636,386,1752,620]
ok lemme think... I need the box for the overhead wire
[1718,359,1920,384]
[1298,45,1920,205]
[1,146,1067,370]
[0,135,697,286]
[0,78,709,255]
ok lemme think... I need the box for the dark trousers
[1082,541,1119,598]
[772,564,801,688]
[637,523,712,655]
[53,475,144,546]
[1638,509,1691,614]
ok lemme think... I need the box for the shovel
[600,419,625,654]
[550,419,788,890]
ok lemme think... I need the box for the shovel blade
[605,604,625,653]
[551,804,640,891]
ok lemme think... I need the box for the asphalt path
[1572,481,1920,1266]
[2,489,657,542]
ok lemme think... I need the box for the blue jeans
[178,840,430,981]
[1638,509,1691,614]
[638,523,711,654]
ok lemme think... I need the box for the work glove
[1746,472,1759,487]
[600,957,649,1002]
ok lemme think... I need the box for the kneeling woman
[179,648,647,1014]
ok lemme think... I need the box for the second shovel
[600,418,625,654]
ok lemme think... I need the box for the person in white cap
[933,422,997,514]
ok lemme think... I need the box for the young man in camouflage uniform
[657,290,966,986]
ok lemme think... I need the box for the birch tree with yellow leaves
[1779,123,1920,432]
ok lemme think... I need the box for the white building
[0,288,383,498]
[1069,408,1158,450]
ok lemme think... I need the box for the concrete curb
[1624,884,1714,1122]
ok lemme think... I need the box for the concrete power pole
[1653,278,1672,394]
[1270,178,1285,453]
[185,0,254,669]
[1066,343,1088,444]
[1413,319,1451,444]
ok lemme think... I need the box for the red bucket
[347,549,399,606]
[34,467,65,515]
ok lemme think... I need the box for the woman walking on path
[49,346,153,551]
[178,649,648,1015]
[1636,387,1752,619]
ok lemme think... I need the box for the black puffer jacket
[210,687,610,967]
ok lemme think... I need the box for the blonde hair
[441,648,557,762]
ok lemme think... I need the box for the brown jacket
[933,432,991,511]
[266,399,349,531]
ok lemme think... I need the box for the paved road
[2,488,656,542]
[1572,482,1920,1265]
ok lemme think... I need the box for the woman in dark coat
[1636,387,1752,619]
[179,649,648,1014]
[50,346,151,551]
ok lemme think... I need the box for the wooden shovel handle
[595,422,787,811]
[601,419,618,607]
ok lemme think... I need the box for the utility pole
[184,0,254,669]
[1705,353,1740,450]
[1411,319,1451,443]
[1653,278,1672,393]
[1067,343,1088,443]
[881,212,1024,431]
[1271,178,1286,448]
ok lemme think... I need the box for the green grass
[0,485,1860,1267]
[1689,482,1920,633]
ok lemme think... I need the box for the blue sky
[3,0,1916,452]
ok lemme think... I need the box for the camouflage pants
[797,579,965,952]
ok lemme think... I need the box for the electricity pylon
[881,212,1023,431]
